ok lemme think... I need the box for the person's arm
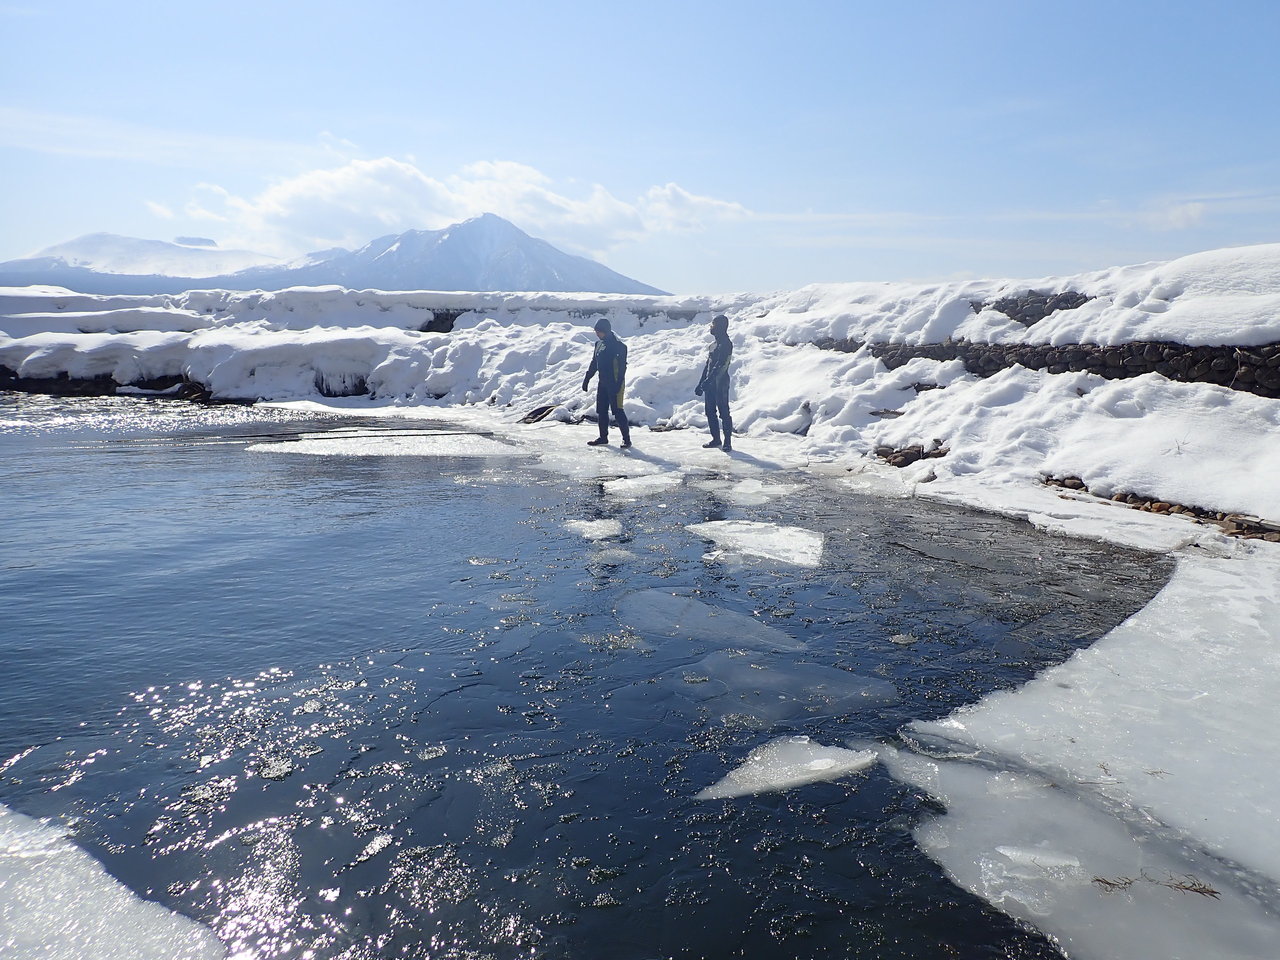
[583,347,598,391]
[615,340,628,383]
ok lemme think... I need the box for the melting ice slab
[901,550,1280,896]
[878,746,1280,960]
[0,803,226,959]
[567,518,623,541]
[874,548,1280,959]
[696,736,877,799]
[687,519,824,566]
[247,431,517,457]
[604,472,684,499]
[676,650,897,723]
[617,589,803,651]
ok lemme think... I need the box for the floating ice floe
[246,430,518,458]
[566,518,623,541]
[674,650,896,724]
[589,547,636,567]
[603,471,684,498]
[696,736,878,799]
[730,478,806,506]
[0,803,227,959]
[615,589,803,652]
[687,519,824,566]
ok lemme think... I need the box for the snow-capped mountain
[18,233,281,278]
[0,215,667,295]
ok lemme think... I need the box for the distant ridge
[0,215,667,295]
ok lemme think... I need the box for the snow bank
[738,242,1280,348]
[6,243,1279,523]
[858,365,1280,519]
[2,259,1274,582]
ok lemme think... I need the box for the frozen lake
[0,393,1172,959]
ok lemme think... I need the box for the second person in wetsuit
[695,314,733,451]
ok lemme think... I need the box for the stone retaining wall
[813,337,1280,399]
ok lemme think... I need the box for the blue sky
[2,0,1278,292]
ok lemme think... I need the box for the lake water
[0,392,1172,959]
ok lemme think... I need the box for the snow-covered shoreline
[5,241,1280,958]
[3,242,1278,519]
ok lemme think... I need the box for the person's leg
[703,390,721,447]
[589,384,610,444]
[612,386,631,445]
[717,390,733,450]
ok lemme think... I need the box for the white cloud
[1152,201,1207,230]
[639,183,748,231]
[174,157,751,258]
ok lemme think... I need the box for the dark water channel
[0,393,1172,959]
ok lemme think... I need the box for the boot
[587,437,608,446]
[702,438,721,448]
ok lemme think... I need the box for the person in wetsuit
[695,314,733,451]
[582,317,631,447]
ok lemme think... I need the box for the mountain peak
[1,215,666,295]
[25,234,278,278]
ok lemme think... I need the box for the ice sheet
[878,746,1280,960]
[696,736,877,799]
[872,544,1280,959]
[0,803,226,959]
[615,589,803,651]
[902,548,1280,885]
[687,519,824,567]
[674,650,897,723]
[915,478,1224,554]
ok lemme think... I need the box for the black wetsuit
[697,330,733,445]
[584,333,630,442]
